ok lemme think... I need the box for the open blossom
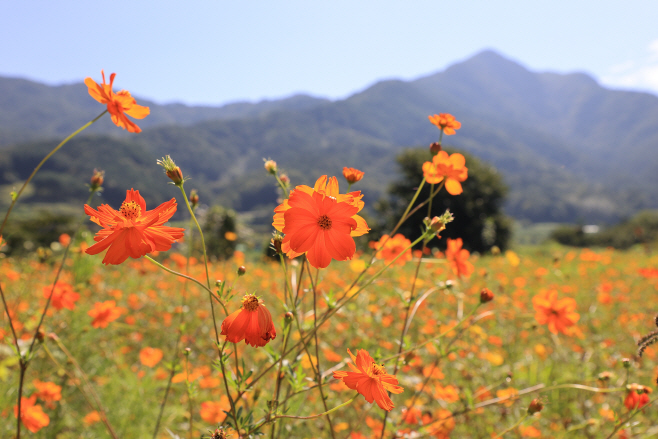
[370,234,412,265]
[33,380,62,408]
[85,70,150,133]
[221,294,276,347]
[273,175,369,269]
[14,395,50,433]
[333,348,403,411]
[422,151,468,195]
[200,396,231,424]
[43,281,80,310]
[84,189,184,265]
[428,113,461,135]
[139,347,164,367]
[445,238,474,278]
[88,300,124,328]
[532,290,580,335]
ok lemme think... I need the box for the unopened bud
[284,312,294,322]
[527,398,544,415]
[342,167,364,184]
[279,174,290,185]
[480,288,494,303]
[215,280,223,288]
[271,233,283,254]
[623,358,632,369]
[36,330,45,343]
[189,189,199,208]
[90,169,105,191]
[157,155,184,185]
[184,347,191,356]
[429,141,442,154]
[264,159,278,174]
[237,266,247,276]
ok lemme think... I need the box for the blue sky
[2,1,657,105]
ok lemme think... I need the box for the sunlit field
[2,72,658,439]
[2,241,658,438]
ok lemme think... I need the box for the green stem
[273,393,359,420]
[493,413,528,438]
[0,110,107,236]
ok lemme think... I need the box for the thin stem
[274,393,359,419]
[0,282,19,354]
[177,184,211,289]
[218,340,240,432]
[42,343,119,439]
[152,214,195,439]
[0,110,107,236]
[306,260,336,439]
[493,413,528,438]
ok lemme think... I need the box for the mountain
[1,50,657,224]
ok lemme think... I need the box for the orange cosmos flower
[273,175,369,269]
[139,347,164,367]
[624,384,651,410]
[370,234,412,265]
[220,294,276,347]
[343,167,364,184]
[422,151,468,195]
[83,411,102,426]
[88,300,124,328]
[333,348,403,411]
[85,70,150,133]
[428,113,461,135]
[84,189,184,265]
[43,281,80,311]
[200,396,231,424]
[14,395,50,433]
[445,238,473,278]
[532,290,580,335]
[33,380,62,408]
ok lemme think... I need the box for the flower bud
[279,174,290,186]
[90,169,105,191]
[284,312,294,322]
[264,159,278,174]
[157,155,184,185]
[480,288,494,303]
[342,167,364,184]
[429,141,442,154]
[189,189,199,208]
[623,358,632,369]
[215,280,223,288]
[271,233,283,254]
[527,398,544,415]
[237,266,247,276]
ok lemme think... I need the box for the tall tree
[376,147,511,253]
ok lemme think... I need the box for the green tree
[376,147,511,253]
[199,205,238,260]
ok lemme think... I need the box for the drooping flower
[85,70,150,133]
[445,238,474,278]
[342,167,364,184]
[43,281,80,311]
[273,176,369,269]
[84,189,184,265]
[333,348,403,411]
[88,300,124,328]
[422,151,468,195]
[220,294,276,347]
[532,290,580,335]
[370,234,412,266]
[624,384,651,410]
[14,395,50,433]
[139,347,164,367]
[428,113,461,135]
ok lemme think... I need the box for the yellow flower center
[371,362,386,376]
[120,201,141,220]
[317,215,332,230]
[242,295,260,311]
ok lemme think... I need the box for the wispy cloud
[601,39,658,94]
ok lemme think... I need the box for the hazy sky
[2,1,657,106]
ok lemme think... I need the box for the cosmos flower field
[1,71,658,438]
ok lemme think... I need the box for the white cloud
[601,39,658,94]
